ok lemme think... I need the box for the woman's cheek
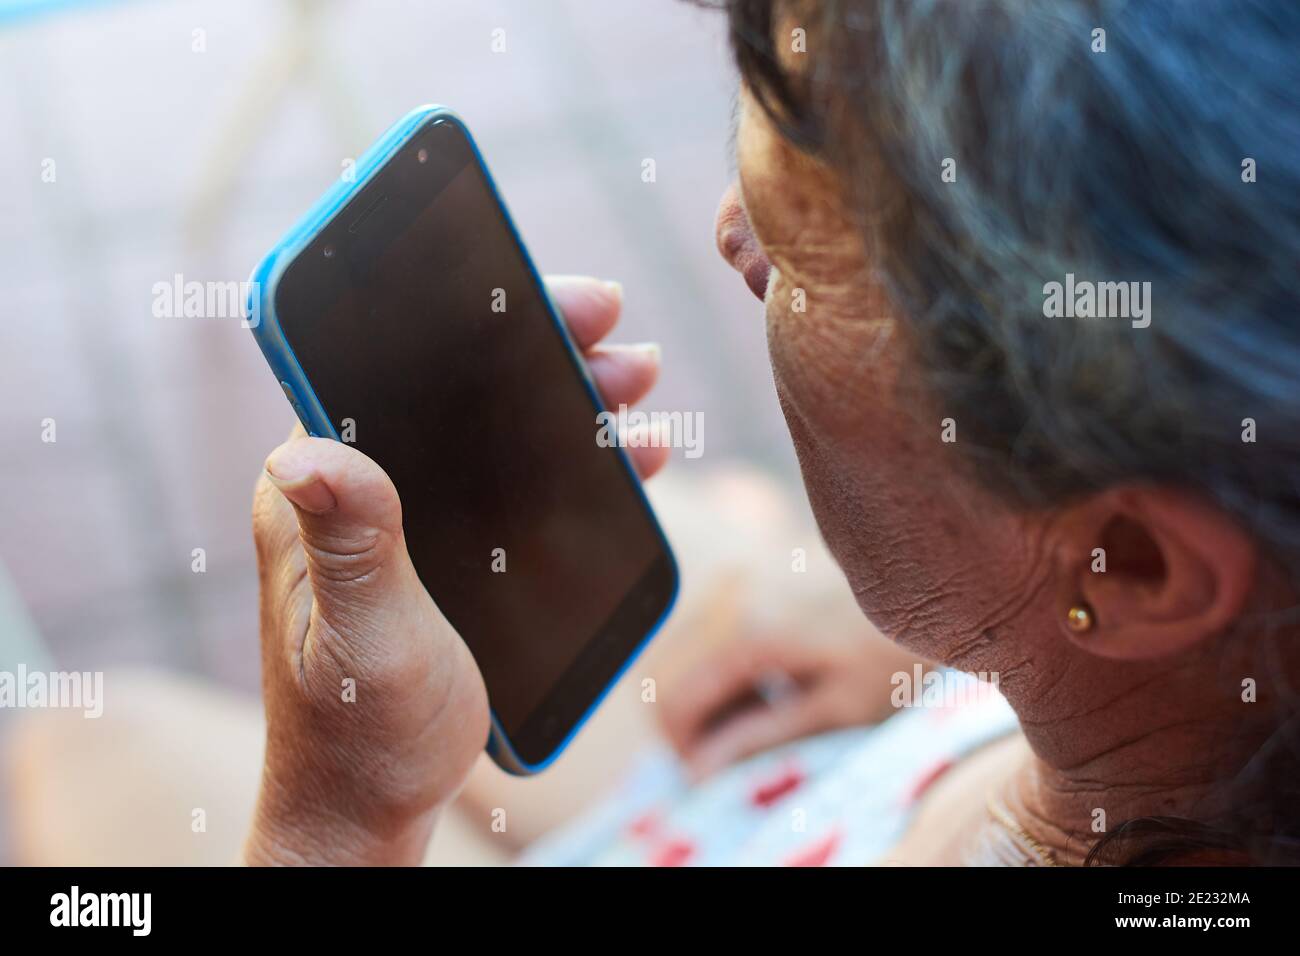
[765,272,903,444]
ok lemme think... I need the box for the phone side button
[278,381,317,436]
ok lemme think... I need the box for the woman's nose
[715,181,772,303]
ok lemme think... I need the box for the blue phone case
[247,105,678,774]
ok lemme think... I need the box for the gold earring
[1066,603,1095,633]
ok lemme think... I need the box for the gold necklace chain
[986,794,1060,867]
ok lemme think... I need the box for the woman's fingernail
[632,341,662,362]
[264,448,337,514]
[604,279,624,299]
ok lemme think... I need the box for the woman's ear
[1053,486,1258,661]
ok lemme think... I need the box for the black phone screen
[273,115,675,765]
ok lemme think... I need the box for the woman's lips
[715,182,773,303]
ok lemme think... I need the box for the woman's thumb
[263,436,415,628]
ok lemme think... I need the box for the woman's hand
[244,276,666,865]
[660,625,919,782]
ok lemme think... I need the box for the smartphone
[248,105,678,774]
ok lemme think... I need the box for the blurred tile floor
[0,0,799,694]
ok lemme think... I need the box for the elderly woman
[243,0,1300,866]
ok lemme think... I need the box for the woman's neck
[1000,697,1248,866]
[882,717,1239,867]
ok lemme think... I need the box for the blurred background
[0,0,809,862]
